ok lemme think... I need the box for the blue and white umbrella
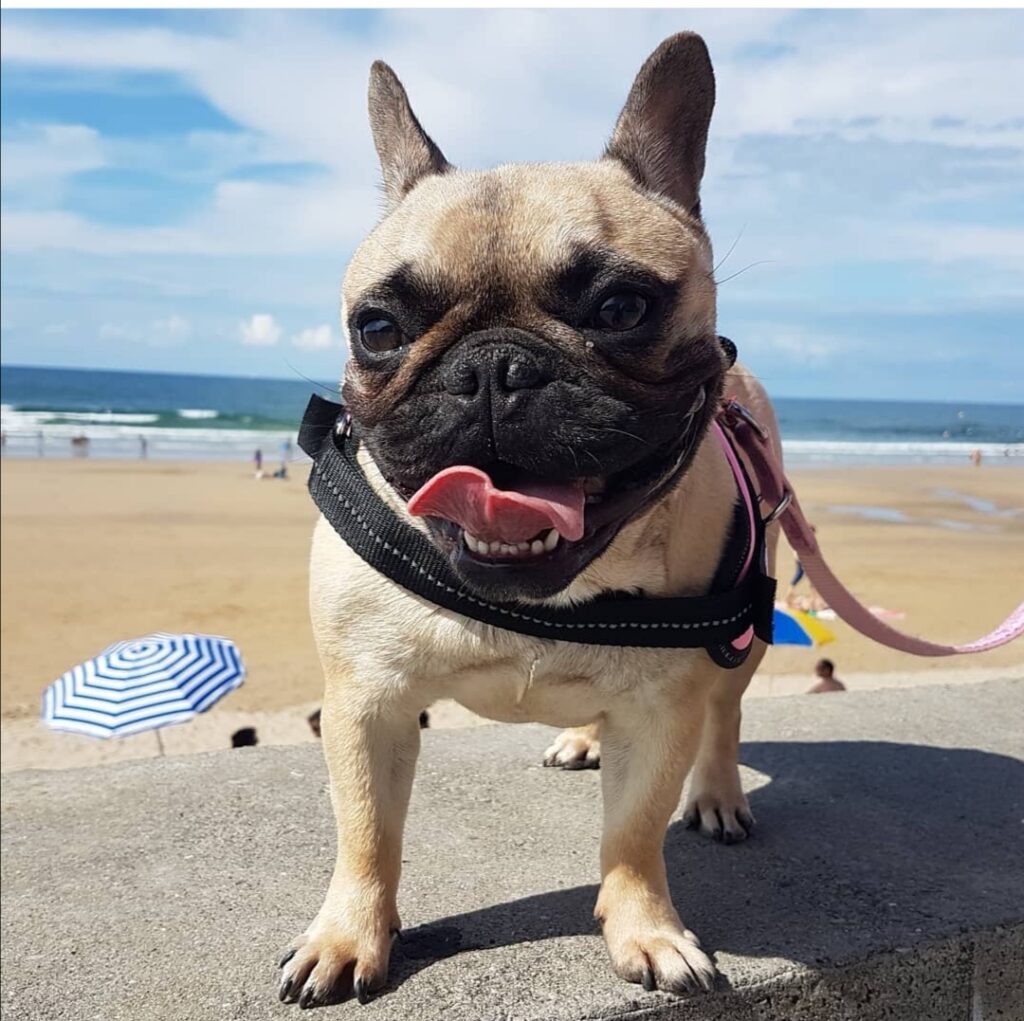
[42,632,245,743]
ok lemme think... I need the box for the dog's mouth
[396,389,710,599]
[408,463,588,558]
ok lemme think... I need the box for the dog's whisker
[712,223,747,275]
[714,260,775,286]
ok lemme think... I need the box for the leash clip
[335,410,353,439]
[720,398,768,440]
[763,486,792,526]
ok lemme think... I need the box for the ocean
[2,364,1022,466]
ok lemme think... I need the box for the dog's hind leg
[542,721,602,769]
[681,650,762,844]
[277,663,421,1009]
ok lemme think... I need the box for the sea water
[2,365,1022,466]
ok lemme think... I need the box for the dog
[279,32,782,1008]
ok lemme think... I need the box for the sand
[2,458,1022,771]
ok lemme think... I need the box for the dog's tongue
[408,466,585,543]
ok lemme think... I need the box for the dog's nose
[443,349,546,397]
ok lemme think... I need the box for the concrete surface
[2,679,1023,1021]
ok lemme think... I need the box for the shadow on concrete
[391,741,1024,990]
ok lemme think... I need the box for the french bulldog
[279,31,782,1008]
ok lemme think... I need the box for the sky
[1,8,1022,402]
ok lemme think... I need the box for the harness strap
[299,393,776,651]
[720,399,1024,656]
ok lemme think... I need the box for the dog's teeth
[489,540,502,555]
[543,528,560,552]
[465,533,485,555]
[500,543,514,555]
[517,542,530,554]
[530,539,544,555]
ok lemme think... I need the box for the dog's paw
[542,727,601,769]
[603,919,716,995]
[682,774,754,844]
[277,919,396,1008]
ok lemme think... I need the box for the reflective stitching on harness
[315,465,751,633]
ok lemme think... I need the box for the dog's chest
[393,607,705,726]
[312,519,710,727]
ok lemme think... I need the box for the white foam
[177,409,218,420]
[782,439,1023,464]
[1,408,159,427]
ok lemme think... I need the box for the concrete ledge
[2,679,1023,1021]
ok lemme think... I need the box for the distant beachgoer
[970,448,983,468]
[254,448,264,479]
[274,436,292,479]
[36,430,44,457]
[139,435,148,460]
[231,727,258,748]
[71,434,90,458]
[785,525,817,604]
[807,658,846,694]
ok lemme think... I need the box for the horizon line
[2,362,1022,409]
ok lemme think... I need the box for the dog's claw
[298,983,317,1010]
[278,948,297,968]
[354,977,373,1005]
[279,976,294,1003]
[641,966,656,992]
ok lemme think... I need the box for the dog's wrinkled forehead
[343,160,710,316]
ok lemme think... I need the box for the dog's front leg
[595,696,716,994]
[278,676,420,1008]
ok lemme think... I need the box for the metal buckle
[763,487,792,526]
[335,411,353,439]
[721,398,768,440]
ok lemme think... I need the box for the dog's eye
[594,292,648,331]
[359,317,405,353]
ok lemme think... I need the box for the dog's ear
[604,33,715,218]
[368,61,452,210]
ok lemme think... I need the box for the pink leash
[718,399,1024,657]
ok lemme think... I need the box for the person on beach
[807,658,846,694]
[231,727,258,747]
[139,435,148,459]
[786,525,826,610]
[254,448,264,479]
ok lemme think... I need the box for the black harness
[298,394,776,662]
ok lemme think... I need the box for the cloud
[238,313,281,346]
[151,314,192,345]
[0,123,104,190]
[291,323,333,350]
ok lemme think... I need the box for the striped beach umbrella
[773,606,836,647]
[42,632,245,745]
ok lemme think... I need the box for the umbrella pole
[155,728,165,757]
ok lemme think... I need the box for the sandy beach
[2,457,1021,770]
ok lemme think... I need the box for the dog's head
[340,33,726,602]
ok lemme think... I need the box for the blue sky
[1,8,1022,402]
